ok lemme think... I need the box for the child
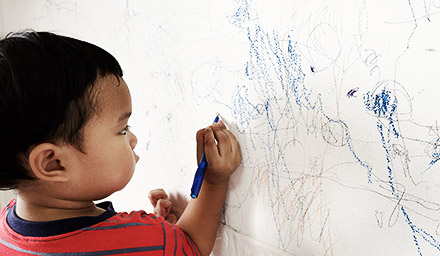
[0,31,241,256]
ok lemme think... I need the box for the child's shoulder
[112,210,165,224]
[99,209,176,234]
[90,209,181,248]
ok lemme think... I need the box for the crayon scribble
[347,87,359,98]
[219,0,440,255]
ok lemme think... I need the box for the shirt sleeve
[159,217,200,256]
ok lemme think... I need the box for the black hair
[0,31,123,189]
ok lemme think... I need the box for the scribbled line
[225,0,373,252]
[406,0,418,49]
[429,153,440,166]
[364,85,440,255]
[364,86,399,138]
[228,0,324,251]
[225,0,440,255]
[424,138,440,172]
[402,206,440,256]
[318,96,373,183]
[347,87,359,98]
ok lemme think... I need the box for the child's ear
[28,143,69,182]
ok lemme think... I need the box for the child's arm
[177,120,241,256]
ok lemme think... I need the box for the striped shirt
[0,200,199,256]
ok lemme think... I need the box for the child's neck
[15,193,106,222]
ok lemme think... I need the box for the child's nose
[129,131,137,149]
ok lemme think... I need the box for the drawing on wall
[1,0,440,255]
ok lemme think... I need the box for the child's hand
[148,189,178,224]
[196,120,241,185]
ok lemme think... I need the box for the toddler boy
[0,31,241,256]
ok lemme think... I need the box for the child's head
[0,31,138,198]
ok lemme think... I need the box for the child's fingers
[212,124,232,157]
[155,199,172,217]
[218,120,226,129]
[197,120,241,176]
[165,213,178,224]
[196,128,205,163]
[204,127,220,161]
[222,129,241,159]
[148,189,168,207]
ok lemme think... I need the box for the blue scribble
[424,139,440,172]
[364,85,440,254]
[228,0,252,29]
[223,0,440,254]
[429,153,440,166]
[226,0,375,250]
[347,87,359,98]
[364,87,399,138]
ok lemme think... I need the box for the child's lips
[134,152,140,163]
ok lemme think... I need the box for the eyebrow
[117,112,132,123]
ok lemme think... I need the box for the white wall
[0,1,3,35]
[1,1,440,255]
[0,190,16,207]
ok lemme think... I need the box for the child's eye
[120,125,131,135]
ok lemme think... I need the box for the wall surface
[1,1,440,255]
[0,1,3,35]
